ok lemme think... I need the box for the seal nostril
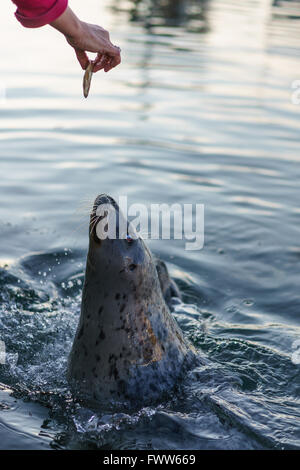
[129,264,137,271]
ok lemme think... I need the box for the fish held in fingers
[83,61,94,98]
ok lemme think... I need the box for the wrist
[64,19,85,48]
[50,6,83,43]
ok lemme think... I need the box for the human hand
[67,22,121,73]
[50,6,121,73]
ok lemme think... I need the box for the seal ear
[155,259,182,307]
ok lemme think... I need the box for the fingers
[92,51,121,73]
[96,40,121,72]
[101,55,121,72]
[104,54,121,72]
[75,49,89,70]
[92,53,106,73]
[104,41,121,57]
[104,58,113,73]
[74,40,121,74]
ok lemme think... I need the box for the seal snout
[90,194,120,242]
[90,194,135,245]
[93,194,118,211]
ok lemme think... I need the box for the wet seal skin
[67,194,196,407]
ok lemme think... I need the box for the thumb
[75,49,89,70]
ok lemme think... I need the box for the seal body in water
[67,195,195,405]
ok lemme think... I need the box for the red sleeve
[12,0,68,28]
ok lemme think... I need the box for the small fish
[83,61,94,98]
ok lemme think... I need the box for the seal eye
[129,263,137,271]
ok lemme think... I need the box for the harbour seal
[67,194,195,406]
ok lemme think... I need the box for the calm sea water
[0,0,300,450]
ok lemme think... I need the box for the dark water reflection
[0,0,300,450]
[111,0,209,31]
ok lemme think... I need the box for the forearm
[49,5,82,42]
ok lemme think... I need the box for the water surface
[0,0,300,450]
